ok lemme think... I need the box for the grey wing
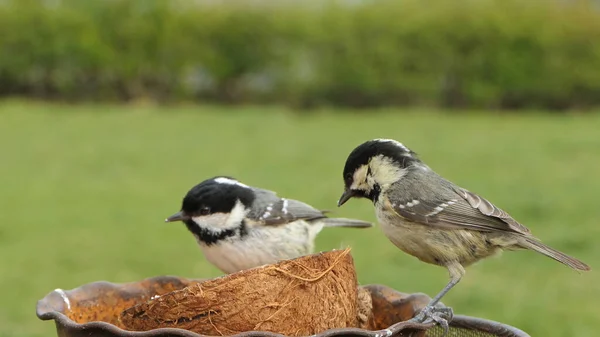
[248,188,327,226]
[452,186,530,234]
[387,185,530,235]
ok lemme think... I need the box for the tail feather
[321,217,373,228]
[521,238,590,271]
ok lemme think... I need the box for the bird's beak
[165,211,185,223]
[337,189,356,207]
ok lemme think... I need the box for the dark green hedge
[1,0,599,110]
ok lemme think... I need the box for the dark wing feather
[247,188,326,226]
[452,187,530,234]
[387,187,530,235]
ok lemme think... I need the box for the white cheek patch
[191,200,249,231]
[350,165,369,191]
[191,213,230,231]
[213,177,250,189]
[369,155,407,187]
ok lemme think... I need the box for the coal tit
[337,138,590,331]
[166,176,373,274]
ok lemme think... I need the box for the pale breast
[200,238,278,274]
[375,206,502,267]
[198,220,322,274]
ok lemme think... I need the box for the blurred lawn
[0,101,599,337]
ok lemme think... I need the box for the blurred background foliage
[0,0,599,110]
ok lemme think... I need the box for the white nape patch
[191,199,249,231]
[373,138,411,153]
[417,163,430,171]
[54,288,71,310]
[281,199,289,214]
[214,177,250,188]
[225,199,248,228]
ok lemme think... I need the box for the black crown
[181,176,256,215]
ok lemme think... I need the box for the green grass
[1,101,599,337]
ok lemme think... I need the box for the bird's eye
[344,173,353,182]
[199,206,211,215]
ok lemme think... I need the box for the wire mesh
[422,315,529,337]
[426,326,499,337]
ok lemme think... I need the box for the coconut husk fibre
[119,248,360,336]
[356,287,373,329]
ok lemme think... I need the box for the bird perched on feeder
[166,176,372,274]
[337,138,590,331]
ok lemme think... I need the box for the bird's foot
[408,305,454,336]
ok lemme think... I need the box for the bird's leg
[409,262,465,335]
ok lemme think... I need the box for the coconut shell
[119,248,359,336]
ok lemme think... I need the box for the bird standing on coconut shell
[166,176,372,274]
[337,138,590,333]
